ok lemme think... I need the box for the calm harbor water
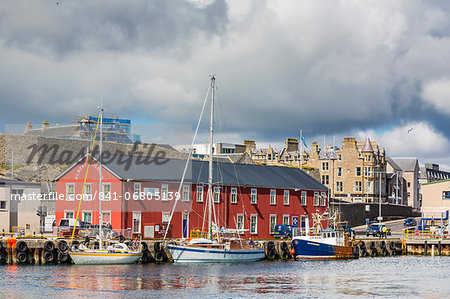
[0,256,448,298]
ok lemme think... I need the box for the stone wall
[0,134,187,181]
[330,201,420,227]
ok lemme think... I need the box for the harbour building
[54,156,328,239]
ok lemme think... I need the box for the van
[273,224,294,239]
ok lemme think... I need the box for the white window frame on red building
[64,210,74,219]
[214,186,220,203]
[102,210,111,224]
[320,192,327,206]
[182,185,190,201]
[102,183,111,201]
[161,184,169,201]
[269,214,277,234]
[230,187,237,204]
[314,192,320,206]
[283,214,290,225]
[250,214,258,234]
[132,211,141,234]
[83,183,92,201]
[301,191,307,206]
[284,190,290,205]
[162,212,170,224]
[270,189,276,205]
[66,183,75,201]
[236,214,244,232]
[251,189,257,204]
[196,185,204,202]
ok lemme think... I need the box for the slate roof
[386,156,402,171]
[391,157,419,172]
[361,137,374,152]
[56,155,327,191]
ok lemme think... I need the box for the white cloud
[421,78,450,115]
[355,122,450,169]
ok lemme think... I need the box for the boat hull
[292,238,355,259]
[70,251,143,265]
[167,245,265,263]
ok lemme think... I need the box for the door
[292,216,299,228]
[182,213,189,239]
[300,215,308,231]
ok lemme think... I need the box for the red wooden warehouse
[55,155,328,239]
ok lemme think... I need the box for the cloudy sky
[1,0,450,170]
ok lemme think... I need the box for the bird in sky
[407,128,414,133]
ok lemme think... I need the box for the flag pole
[299,129,303,168]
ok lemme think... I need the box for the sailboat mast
[208,75,215,240]
[99,102,103,249]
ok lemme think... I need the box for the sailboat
[166,75,265,262]
[69,103,143,265]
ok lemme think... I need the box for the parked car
[273,225,294,238]
[366,223,391,237]
[433,226,448,236]
[403,218,417,227]
[58,218,80,237]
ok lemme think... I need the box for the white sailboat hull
[70,251,143,265]
[167,245,265,263]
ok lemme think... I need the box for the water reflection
[0,257,449,297]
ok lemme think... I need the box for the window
[214,187,220,203]
[366,181,372,193]
[132,212,141,233]
[230,188,237,204]
[83,183,92,201]
[102,211,111,224]
[64,211,74,219]
[364,166,372,177]
[338,154,342,161]
[251,189,257,204]
[268,154,272,160]
[314,192,320,206]
[320,192,327,206]
[322,175,329,185]
[270,189,276,205]
[269,215,277,234]
[183,185,190,201]
[161,184,169,201]
[162,212,171,224]
[102,183,111,201]
[337,167,342,177]
[301,191,307,206]
[284,190,290,205]
[236,214,244,231]
[322,162,329,171]
[66,183,75,201]
[82,211,92,223]
[336,181,343,192]
[365,155,371,162]
[407,182,411,188]
[283,215,290,225]
[196,186,204,202]
[0,201,6,210]
[134,183,141,195]
[355,181,362,192]
[356,167,361,176]
[443,191,450,200]
[250,215,258,234]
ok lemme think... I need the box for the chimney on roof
[243,139,256,150]
[42,121,49,131]
[286,138,299,152]
[25,121,33,133]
